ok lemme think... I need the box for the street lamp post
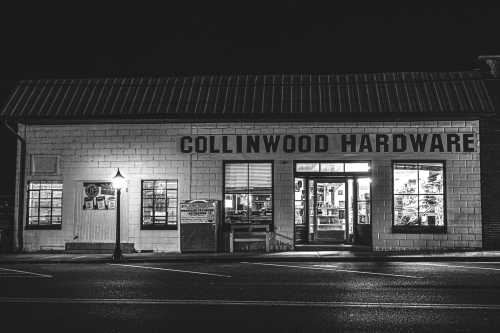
[112,168,127,262]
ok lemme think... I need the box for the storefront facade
[1,72,496,252]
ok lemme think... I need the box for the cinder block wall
[17,120,481,252]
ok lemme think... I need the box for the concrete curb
[1,255,500,264]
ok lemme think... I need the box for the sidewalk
[1,250,500,264]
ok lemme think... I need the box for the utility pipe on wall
[2,118,25,252]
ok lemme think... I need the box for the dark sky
[0,2,499,194]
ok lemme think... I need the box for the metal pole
[112,188,123,262]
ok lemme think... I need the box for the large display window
[224,162,273,225]
[393,161,445,233]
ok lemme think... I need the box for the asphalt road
[1,261,500,332]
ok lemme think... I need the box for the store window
[224,162,273,225]
[27,181,63,229]
[141,180,178,229]
[393,162,445,232]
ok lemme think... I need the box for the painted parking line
[0,267,53,278]
[1,297,499,310]
[0,274,47,278]
[110,264,232,278]
[71,256,87,260]
[413,262,500,272]
[242,262,424,279]
[39,255,67,260]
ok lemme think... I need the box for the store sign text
[180,133,476,154]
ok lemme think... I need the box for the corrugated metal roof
[0,72,495,122]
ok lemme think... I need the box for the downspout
[2,118,26,252]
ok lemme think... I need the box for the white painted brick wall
[18,120,481,252]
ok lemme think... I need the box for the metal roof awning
[0,72,495,123]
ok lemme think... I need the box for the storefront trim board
[15,120,481,252]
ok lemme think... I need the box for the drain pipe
[2,118,26,252]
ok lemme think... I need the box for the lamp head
[112,168,127,190]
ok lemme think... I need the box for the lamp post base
[112,248,123,262]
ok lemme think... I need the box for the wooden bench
[229,224,270,253]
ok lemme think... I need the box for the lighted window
[345,162,370,172]
[27,181,63,229]
[296,163,320,172]
[295,162,370,173]
[141,180,178,229]
[320,163,344,172]
[224,162,273,225]
[393,162,445,232]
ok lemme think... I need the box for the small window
[345,162,370,172]
[296,163,320,172]
[393,162,445,233]
[320,163,344,172]
[141,180,178,229]
[295,162,370,173]
[224,162,273,225]
[27,181,63,229]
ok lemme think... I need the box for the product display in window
[393,163,444,228]
[141,180,178,226]
[224,163,273,225]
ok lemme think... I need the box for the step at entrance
[295,244,371,252]
[65,242,135,253]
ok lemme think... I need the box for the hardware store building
[2,69,500,253]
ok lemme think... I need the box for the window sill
[141,224,178,230]
[25,225,62,230]
[392,225,446,234]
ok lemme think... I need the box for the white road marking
[0,275,46,278]
[0,267,52,278]
[242,262,423,279]
[413,262,500,272]
[39,255,67,259]
[71,256,87,260]
[458,262,500,264]
[0,297,499,310]
[110,264,232,278]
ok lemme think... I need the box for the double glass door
[294,177,371,245]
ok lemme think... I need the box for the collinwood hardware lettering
[180,135,329,153]
[180,133,475,153]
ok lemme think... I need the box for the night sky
[0,2,499,194]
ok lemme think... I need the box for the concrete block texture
[20,120,481,252]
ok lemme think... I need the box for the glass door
[312,180,347,243]
[294,178,307,244]
[354,177,372,245]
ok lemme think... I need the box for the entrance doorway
[294,161,372,247]
[312,180,347,243]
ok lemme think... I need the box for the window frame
[25,180,63,230]
[140,179,178,230]
[293,160,372,177]
[392,160,447,234]
[222,160,274,227]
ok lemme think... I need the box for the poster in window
[108,197,116,209]
[83,182,116,210]
[96,196,106,210]
[84,198,94,210]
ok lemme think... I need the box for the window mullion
[166,181,169,225]
[247,163,250,223]
[417,164,420,227]
[50,188,53,225]
[37,188,41,226]
[152,181,156,224]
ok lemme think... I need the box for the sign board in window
[82,182,116,210]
